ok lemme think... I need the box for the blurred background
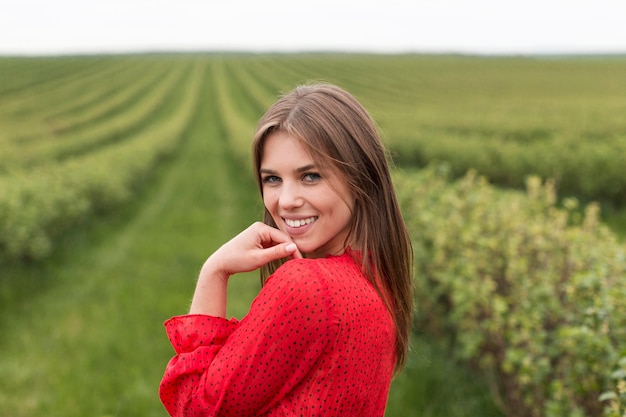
[1,2,626,417]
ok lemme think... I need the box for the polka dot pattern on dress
[159,249,396,417]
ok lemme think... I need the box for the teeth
[285,217,317,228]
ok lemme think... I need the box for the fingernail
[285,243,297,253]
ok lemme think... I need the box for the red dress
[159,250,396,416]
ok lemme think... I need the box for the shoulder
[266,253,360,289]
[263,258,326,296]
[250,259,338,330]
[261,254,364,309]
[260,255,354,303]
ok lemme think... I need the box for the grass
[0,57,504,416]
[386,336,503,417]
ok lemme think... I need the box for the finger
[258,242,300,264]
[249,223,302,261]
[255,223,294,248]
[285,243,303,259]
[265,229,302,259]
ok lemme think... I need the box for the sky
[1,0,626,56]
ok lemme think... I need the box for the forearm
[188,260,229,317]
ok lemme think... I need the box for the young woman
[159,83,413,416]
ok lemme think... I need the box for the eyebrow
[259,164,318,174]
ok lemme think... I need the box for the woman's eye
[303,172,322,182]
[262,175,281,184]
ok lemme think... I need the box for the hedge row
[0,61,204,263]
[1,61,189,172]
[392,132,626,207]
[395,165,626,417]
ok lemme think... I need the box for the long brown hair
[251,83,413,373]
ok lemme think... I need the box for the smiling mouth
[284,216,318,228]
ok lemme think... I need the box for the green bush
[395,165,626,417]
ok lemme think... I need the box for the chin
[293,242,320,257]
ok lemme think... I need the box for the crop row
[0,59,205,262]
[0,57,137,122]
[0,58,140,147]
[1,58,191,173]
[0,56,109,97]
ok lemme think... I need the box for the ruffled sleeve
[165,314,239,354]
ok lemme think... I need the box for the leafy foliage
[600,356,626,417]
[396,165,626,417]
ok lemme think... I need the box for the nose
[278,182,304,210]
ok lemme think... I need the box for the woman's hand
[208,222,302,278]
[189,222,302,316]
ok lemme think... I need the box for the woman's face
[260,131,354,258]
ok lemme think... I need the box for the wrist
[199,256,230,284]
[189,258,229,317]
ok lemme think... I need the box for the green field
[1,54,625,416]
